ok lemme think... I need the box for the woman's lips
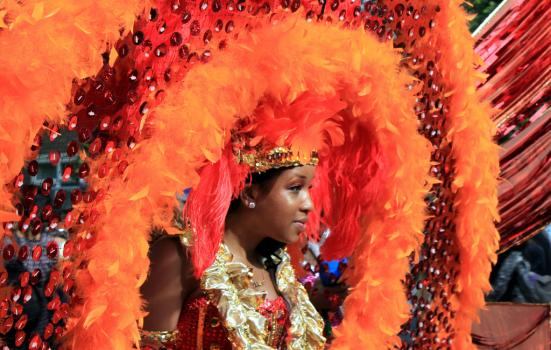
[293,222,306,231]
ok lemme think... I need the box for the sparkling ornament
[46,241,58,260]
[32,246,42,261]
[28,160,39,176]
[132,31,144,45]
[63,240,73,258]
[3,244,15,260]
[68,115,78,130]
[23,286,32,303]
[53,190,66,208]
[17,245,29,261]
[41,178,53,196]
[31,268,42,285]
[15,315,28,330]
[43,323,54,340]
[64,210,74,227]
[28,334,43,350]
[62,165,73,182]
[19,272,30,287]
[70,189,82,204]
[66,141,79,157]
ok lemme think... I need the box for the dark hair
[227,167,287,213]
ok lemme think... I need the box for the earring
[248,202,256,209]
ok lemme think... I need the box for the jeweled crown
[238,147,319,173]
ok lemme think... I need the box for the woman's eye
[289,185,302,192]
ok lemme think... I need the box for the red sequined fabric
[171,294,289,350]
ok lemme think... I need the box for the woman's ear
[239,185,260,209]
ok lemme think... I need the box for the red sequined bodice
[172,293,289,350]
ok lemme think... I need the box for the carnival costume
[0,0,499,349]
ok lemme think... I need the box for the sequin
[201,50,212,62]
[127,137,137,149]
[129,69,139,82]
[155,43,167,57]
[89,138,102,155]
[149,8,158,21]
[15,330,25,346]
[171,2,181,12]
[54,190,66,208]
[83,191,95,203]
[63,241,73,258]
[179,44,190,59]
[64,210,74,227]
[45,242,58,260]
[44,323,54,340]
[28,334,43,350]
[112,116,124,131]
[30,269,42,285]
[225,20,234,33]
[32,246,42,261]
[28,160,39,176]
[215,19,224,32]
[42,204,54,221]
[86,104,97,117]
[170,32,183,46]
[70,189,82,204]
[74,89,85,105]
[190,20,201,36]
[20,272,30,288]
[14,173,24,188]
[49,125,60,142]
[3,244,15,260]
[419,26,426,37]
[290,0,301,12]
[213,0,221,12]
[41,178,53,196]
[158,22,167,34]
[105,140,116,154]
[117,43,129,57]
[203,30,213,44]
[133,31,144,45]
[98,163,109,178]
[100,116,111,130]
[62,165,73,182]
[66,141,79,157]
[30,219,42,235]
[68,115,78,130]
[18,246,29,261]
[182,11,192,24]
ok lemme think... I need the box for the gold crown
[238,147,319,173]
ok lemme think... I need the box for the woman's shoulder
[149,230,199,292]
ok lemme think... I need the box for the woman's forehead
[279,165,315,180]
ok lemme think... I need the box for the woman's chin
[283,231,302,244]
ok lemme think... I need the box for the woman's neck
[224,212,264,266]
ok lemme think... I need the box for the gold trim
[140,329,179,344]
[200,244,325,349]
[196,301,207,350]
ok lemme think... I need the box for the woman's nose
[301,191,314,213]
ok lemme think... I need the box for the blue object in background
[319,258,348,286]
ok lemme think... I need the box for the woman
[141,165,323,349]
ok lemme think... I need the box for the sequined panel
[173,294,289,350]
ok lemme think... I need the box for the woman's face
[249,165,315,244]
